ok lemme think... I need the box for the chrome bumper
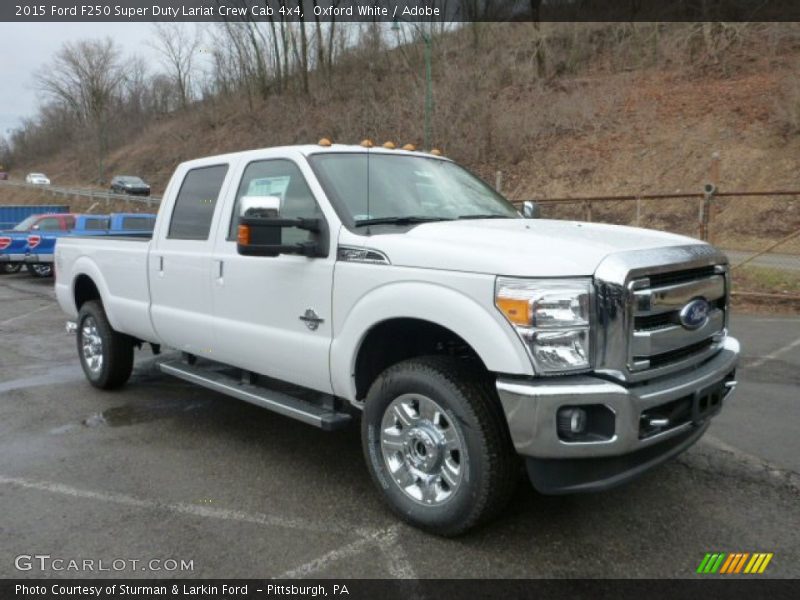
[0,254,25,262]
[25,254,53,263]
[497,336,739,460]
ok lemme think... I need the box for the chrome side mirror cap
[522,200,540,219]
[240,195,281,218]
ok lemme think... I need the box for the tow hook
[65,320,77,334]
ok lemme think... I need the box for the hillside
[4,23,800,253]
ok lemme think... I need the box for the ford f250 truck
[55,143,739,535]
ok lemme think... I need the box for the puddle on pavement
[48,399,212,433]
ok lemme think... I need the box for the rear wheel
[77,300,134,389]
[361,356,518,536]
[1,263,22,274]
[27,263,52,278]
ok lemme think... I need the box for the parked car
[25,173,51,185]
[0,213,75,274]
[110,175,151,196]
[0,171,8,181]
[56,143,739,536]
[0,204,70,231]
[26,213,156,277]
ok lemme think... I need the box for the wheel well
[354,318,488,401]
[74,274,101,310]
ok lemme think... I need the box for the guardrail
[0,180,162,206]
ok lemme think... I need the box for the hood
[362,219,702,277]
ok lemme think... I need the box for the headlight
[495,277,592,374]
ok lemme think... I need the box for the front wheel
[26,263,52,278]
[77,300,134,389]
[1,263,22,274]
[361,356,518,536]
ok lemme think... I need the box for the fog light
[557,407,587,438]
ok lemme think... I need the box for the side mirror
[236,196,327,258]
[522,201,541,219]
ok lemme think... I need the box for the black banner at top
[3,0,800,23]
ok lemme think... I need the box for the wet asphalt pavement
[0,273,798,579]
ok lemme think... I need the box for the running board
[158,360,352,431]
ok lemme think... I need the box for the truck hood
[364,219,702,277]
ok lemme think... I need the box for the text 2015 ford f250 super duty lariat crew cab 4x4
[56,142,740,536]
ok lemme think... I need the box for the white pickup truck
[56,142,739,535]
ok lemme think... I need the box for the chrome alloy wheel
[380,393,464,505]
[80,316,104,374]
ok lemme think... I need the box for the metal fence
[513,188,800,302]
[0,180,161,208]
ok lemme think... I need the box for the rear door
[149,163,232,354]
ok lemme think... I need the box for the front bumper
[0,254,26,263]
[496,336,739,493]
[25,254,54,264]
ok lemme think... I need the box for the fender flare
[330,280,534,402]
[68,258,120,329]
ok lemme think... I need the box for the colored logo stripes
[697,552,773,574]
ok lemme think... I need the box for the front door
[210,156,336,394]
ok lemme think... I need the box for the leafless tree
[149,23,201,109]
[37,38,126,181]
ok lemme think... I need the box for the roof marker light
[430,148,442,156]
[402,144,416,151]
[360,139,374,148]
[318,137,332,147]
[382,141,396,149]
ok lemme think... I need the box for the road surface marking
[748,336,800,368]
[0,474,348,535]
[277,537,374,578]
[0,304,50,326]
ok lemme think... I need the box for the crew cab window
[228,160,321,245]
[36,217,62,231]
[122,216,155,231]
[168,165,228,240]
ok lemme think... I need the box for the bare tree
[37,38,126,181]
[149,23,201,110]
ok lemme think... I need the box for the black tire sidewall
[77,302,115,387]
[362,361,493,534]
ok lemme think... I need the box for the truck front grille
[627,266,728,377]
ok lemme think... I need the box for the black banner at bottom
[3,579,799,600]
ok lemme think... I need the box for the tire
[361,356,518,536]
[76,300,134,390]
[1,263,22,274]
[27,263,53,278]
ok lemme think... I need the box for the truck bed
[55,236,157,343]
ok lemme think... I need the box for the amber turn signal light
[237,224,251,246]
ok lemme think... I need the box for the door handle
[215,259,224,283]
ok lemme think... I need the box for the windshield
[309,153,519,227]
[120,176,145,184]
[13,216,38,231]
[30,173,45,178]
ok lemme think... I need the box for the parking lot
[1,273,798,579]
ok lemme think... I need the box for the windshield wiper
[354,216,453,227]
[457,214,515,220]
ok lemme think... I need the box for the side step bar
[158,360,352,431]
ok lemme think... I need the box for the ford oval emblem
[679,297,710,330]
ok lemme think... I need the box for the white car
[55,142,739,535]
[25,173,50,185]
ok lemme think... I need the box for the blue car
[24,213,156,278]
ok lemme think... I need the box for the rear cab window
[122,216,155,231]
[168,165,229,240]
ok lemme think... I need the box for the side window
[84,218,109,231]
[228,159,321,245]
[36,218,62,231]
[168,165,228,240]
[122,216,155,231]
